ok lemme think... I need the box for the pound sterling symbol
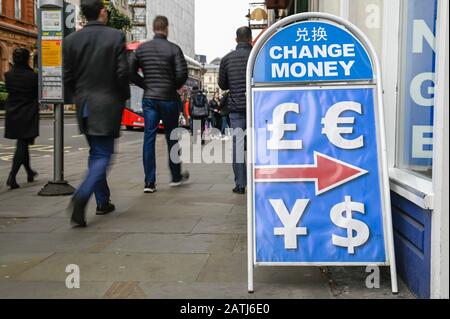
[330,196,370,254]
[267,103,303,150]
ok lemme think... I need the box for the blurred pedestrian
[209,92,222,139]
[219,27,253,195]
[189,86,209,145]
[64,0,130,227]
[219,92,231,137]
[130,15,190,194]
[4,48,39,190]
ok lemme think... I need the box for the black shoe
[6,175,20,190]
[68,198,87,227]
[144,183,157,194]
[96,201,116,216]
[27,170,38,183]
[232,186,246,195]
[169,171,190,187]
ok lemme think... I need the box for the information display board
[38,2,64,103]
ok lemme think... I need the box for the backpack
[191,93,208,118]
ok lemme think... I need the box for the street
[0,118,144,169]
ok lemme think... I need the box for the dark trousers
[74,135,114,207]
[221,115,230,135]
[192,117,206,143]
[9,138,34,180]
[229,112,247,188]
[143,98,182,184]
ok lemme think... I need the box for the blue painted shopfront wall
[391,192,431,299]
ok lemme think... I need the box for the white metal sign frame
[246,12,398,294]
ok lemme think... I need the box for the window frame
[386,0,435,209]
[14,0,22,20]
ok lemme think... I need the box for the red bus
[122,42,202,130]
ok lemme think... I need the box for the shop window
[396,0,437,179]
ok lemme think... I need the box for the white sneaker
[169,171,190,187]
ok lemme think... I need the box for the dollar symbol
[321,101,364,150]
[330,196,370,254]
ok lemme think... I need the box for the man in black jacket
[130,16,189,194]
[64,0,130,227]
[218,27,252,195]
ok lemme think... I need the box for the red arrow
[255,152,368,195]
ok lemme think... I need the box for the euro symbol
[321,101,364,150]
[330,196,370,254]
[267,103,303,150]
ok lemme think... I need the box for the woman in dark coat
[4,48,39,189]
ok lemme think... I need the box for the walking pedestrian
[219,92,231,138]
[219,27,253,195]
[64,0,130,227]
[189,86,209,145]
[130,15,190,194]
[209,92,222,139]
[4,48,39,190]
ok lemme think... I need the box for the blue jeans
[74,135,114,206]
[143,98,181,183]
[229,112,247,188]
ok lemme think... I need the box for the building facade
[0,0,38,80]
[203,58,221,98]
[252,0,449,299]
[146,0,195,59]
[129,0,146,42]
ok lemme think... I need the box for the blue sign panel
[253,88,386,263]
[401,0,437,169]
[254,21,374,83]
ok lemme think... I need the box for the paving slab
[0,218,67,233]
[196,253,329,289]
[323,266,415,299]
[139,281,333,299]
[103,233,239,254]
[16,253,209,283]
[115,203,233,219]
[0,281,112,299]
[192,215,247,234]
[0,195,68,218]
[0,232,121,254]
[54,216,200,234]
[0,253,54,280]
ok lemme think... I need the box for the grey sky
[195,0,249,63]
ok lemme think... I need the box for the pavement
[0,127,416,299]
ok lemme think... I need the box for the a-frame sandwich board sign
[246,12,398,294]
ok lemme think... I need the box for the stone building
[146,0,195,59]
[0,0,38,80]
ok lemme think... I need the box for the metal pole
[54,103,64,182]
[38,105,75,196]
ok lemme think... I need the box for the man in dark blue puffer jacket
[219,26,253,195]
